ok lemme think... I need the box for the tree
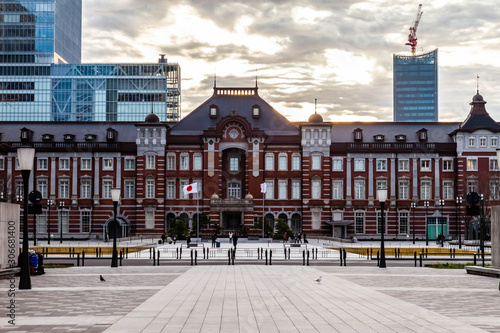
[168,217,188,240]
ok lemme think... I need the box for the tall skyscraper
[0,0,82,64]
[393,49,438,122]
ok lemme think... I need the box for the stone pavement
[1,264,500,332]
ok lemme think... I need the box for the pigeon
[100,275,106,282]
[316,276,322,283]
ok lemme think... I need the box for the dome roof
[472,92,485,103]
[144,112,160,123]
[308,113,323,123]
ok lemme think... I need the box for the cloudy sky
[82,0,500,123]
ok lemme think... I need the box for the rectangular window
[376,159,387,171]
[398,159,409,171]
[265,155,274,171]
[490,159,499,171]
[467,158,478,171]
[278,180,287,199]
[180,180,188,199]
[332,180,343,199]
[468,137,476,147]
[146,155,155,169]
[102,180,113,199]
[124,180,135,199]
[103,158,113,170]
[38,158,48,170]
[81,211,91,233]
[37,179,47,198]
[443,159,453,171]
[399,179,409,200]
[354,179,365,199]
[38,212,47,233]
[492,137,498,147]
[0,157,4,170]
[399,212,409,234]
[265,180,274,199]
[467,179,478,193]
[59,158,70,170]
[490,179,500,200]
[59,179,69,198]
[311,179,321,199]
[124,157,135,170]
[193,156,202,170]
[180,155,189,170]
[81,158,92,170]
[167,180,175,199]
[80,179,91,198]
[443,180,454,200]
[228,182,241,199]
[354,158,365,171]
[420,159,431,171]
[145,210,155,229]
[278,155,287,171]
[167,155,176,170]
[60,210,69,233]
[420,180,431,200]
[229,157,239,172]
[377,211,387,234]
[291,155,301,171]
[480,137,487,147]
[146,179,155,198]
[311,155,321,170]
[291,180,301,199]
[355,212,364,234]
[332,158,343,171]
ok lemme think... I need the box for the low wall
[491,206,500,267]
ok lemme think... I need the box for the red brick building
[0,87,497,241]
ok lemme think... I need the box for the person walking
[211,232,217,248]
[186,234,191,248]
[232,233,238,249]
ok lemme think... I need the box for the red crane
[405,4,423,55]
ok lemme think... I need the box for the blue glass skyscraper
[393,49,438,122]
[0,0,82,64]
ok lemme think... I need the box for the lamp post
[111,188,121,268]
[456,196,462,249]
[411,201,417,244]
[17,147,35,290]
[424,201,429,246]
[59,201,65,244]
[377,188,387,268]
[47,199,54,245]
[439,199,445,247]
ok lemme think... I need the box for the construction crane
[405,4,423,55]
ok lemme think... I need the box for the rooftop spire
[476,74,479,94]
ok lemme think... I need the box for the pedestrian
[229,231,233,243]
[233,233,238,249]
[186,234,191,248]
[212,232,217,248]
[303,232,308,244]
[283,231,287,243]
[161,233,166,244]
[173,234,177,244]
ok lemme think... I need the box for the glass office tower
[393,49,438,122]
[0,0,82,64]
[0,61,181,121]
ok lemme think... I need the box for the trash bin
[216,241,220,248]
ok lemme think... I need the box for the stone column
[491,206,500,267]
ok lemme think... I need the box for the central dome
[144,112,160,123]
[308,113,323,123]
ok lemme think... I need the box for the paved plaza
[1,257,500,332]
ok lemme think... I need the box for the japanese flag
[260,183,267,193]
[183,183,198,195]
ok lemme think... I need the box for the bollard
[120,250,123,266]
[180,247,182,259]
[203,248,206,259]
[126,247,129,259]
[288,248,291,260]
[453,248,455,259]
[340,249,343,266]
[302,250,305,265]
[191,249,194,266]
[176,247,179,259]
[261,248,263,260]
[343,248,347,266]
[82,251,85,267]
[232,249,235,265]
[269,250,272,265]
[419,253,423,267]
[258,247,260,260]
[307,250,309,266]
[449,249,452,259]
[207,248,209,260]
[377,251,379,266]
[228,250,231,265]
[150,248,152,260]
[414,251,417,267]
[157,250,160,266]
[76,253,80,266]
[284,248,287,259]
[265,249,268,265]
[473,253,477,265]
[425,248,428,258]
[153,249,156,266]
[96,247,99,258]
[195,250,197,265]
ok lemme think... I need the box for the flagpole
[197,195,200,239]
[262,194,265,238]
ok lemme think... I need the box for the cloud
[82,0,500,122]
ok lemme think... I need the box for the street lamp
[17,147,35,290]
[424,201,429,246]
[439,199,445,247]
[111,188,121,268]
[456,196,462,249]
[59,201,65,244]
[377,188,387,268]
[411,201,417,244]
[47,199,54,245]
